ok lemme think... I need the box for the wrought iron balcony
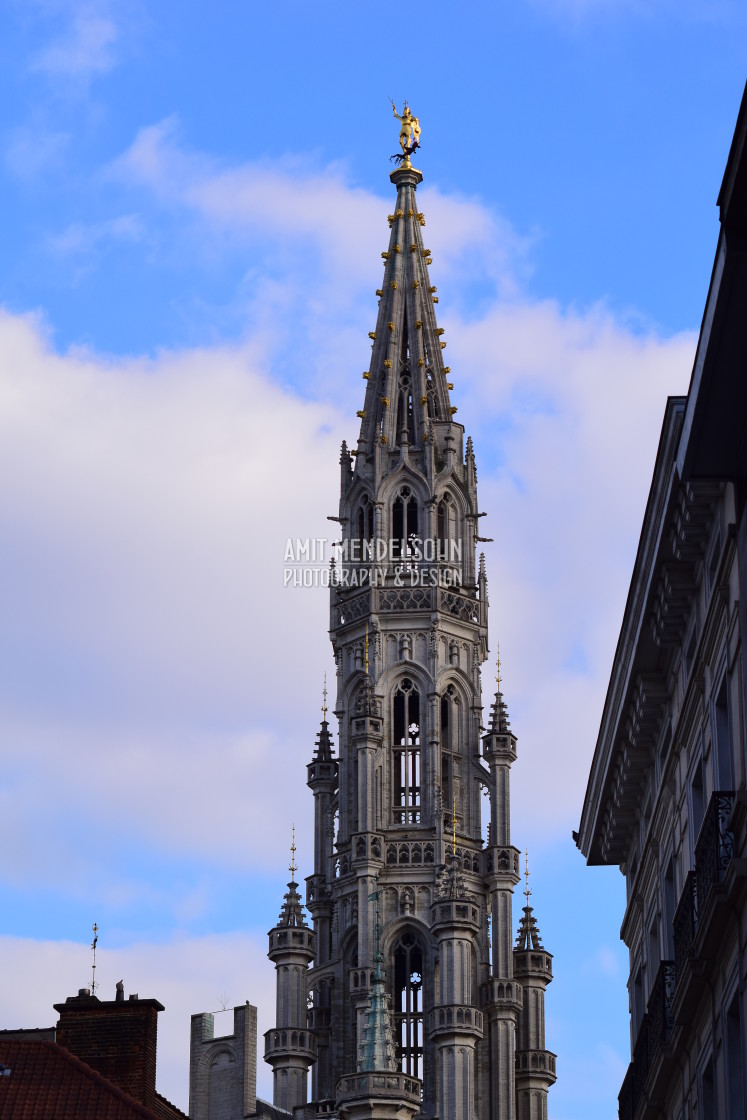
[694,790,735,908]
[673,870,697,986]
[632,1013,649,1105]
[618,1061,634,1120]
[646,960,675,1063]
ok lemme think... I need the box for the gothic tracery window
[393,932,424,1078]
[441,685,461,829]
[391,486,419,561]
[393,678,420,824]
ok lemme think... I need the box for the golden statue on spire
[391,99,421,168]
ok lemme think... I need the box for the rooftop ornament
[390,99,421,168]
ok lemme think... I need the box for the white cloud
[5,125,71,180]
[0,309,346,889]
[49,213,144,264]
[30,7,118,80]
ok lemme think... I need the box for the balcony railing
[618,1062,634,1120]
[632,1013,649,1105]
[694,791,735,907]
[673,870,697,986]
[646,960,675,1062]
[619,793,738,1119]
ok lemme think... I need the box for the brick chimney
[54,987,164,1108]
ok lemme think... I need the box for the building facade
[577,85,747,1120]
[261,133,556,1120]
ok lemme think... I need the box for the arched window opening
[393,679,420,823]
[393,933,424,1078]
[441,686,461,829]
[441,694,451,813]
[395,369,416,445]
[392,487,419,560]
[426,375,440,420]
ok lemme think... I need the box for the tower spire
[354,111,454,462]
[283,107,554,1120]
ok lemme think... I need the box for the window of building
[392,487,419,560]
[683,624,697,687]
[356,496,374,551]
[440,685,461,829]
[393,932,424,1078]
[726,991,745,1120]
[713,674,733,790]
[690,757,706,854]
[647,915,660,990]
[393,678,421,824]
[700,1055,716,1120]
[663,859,675,960]
[395,372,416,445]
[632,963,645,1041]
[706,525,722,601]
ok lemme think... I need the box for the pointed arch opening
[393,930,424,1078]
[395,365,416,445]
[393,678,421,824]
[391,486,419,561]
[440,684,462,829]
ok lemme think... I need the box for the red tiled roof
[0,1041,187,1120]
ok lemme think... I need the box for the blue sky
[1,2,745,1116]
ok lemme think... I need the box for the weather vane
[90,922,99,995]
[390,99,421,168]
[289,824,297,879]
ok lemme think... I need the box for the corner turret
[264,835,316,1113]
[513,858,557,1117]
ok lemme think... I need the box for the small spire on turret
[358,876,398,1072]
[271,824,309,928]
[289,824,297,880]
[514,851,545,952]
[488,643,511,734]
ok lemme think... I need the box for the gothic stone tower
[267,127,556,1120]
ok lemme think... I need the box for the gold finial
[322,673,327,719]
[90,922,99,995]
[452,794,457,854]
[496,644,502,691]
[524,850,531,907]
[390,99,421,169]
[365,624,370,676]
[289,825,297,879]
